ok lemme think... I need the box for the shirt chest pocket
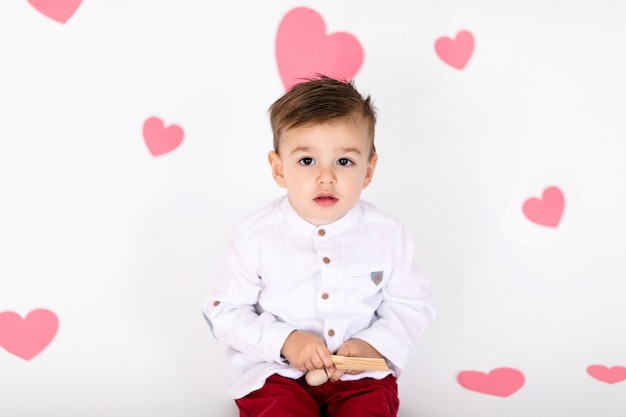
[340,268,386,289]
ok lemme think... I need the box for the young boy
[203,76,434,416]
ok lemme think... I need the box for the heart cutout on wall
[275,7,363,90]
[434,30,475,70]
[522,186,565,228]
[27,0,82,24]
[587,365,626,384]
[142,116,184,157]
[457,367,525,397]
[0,309,59,360]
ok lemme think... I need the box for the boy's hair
[269,75,377,157]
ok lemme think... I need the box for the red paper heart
[27,0,82,24]
[0,309,59,360]
[457,367,525,397]
[434,30,475,70]
[522,186,565,228]
[142,117,184,157]
[587,365,626,384]
[275,7,363,90]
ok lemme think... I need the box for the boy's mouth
[314,193,338,206]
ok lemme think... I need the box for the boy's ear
[268,151,287,188]
[362,153,378,189]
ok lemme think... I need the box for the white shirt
[202,196,435,399]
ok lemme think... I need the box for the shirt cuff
[264,321,298,364]
[352,328,412,373]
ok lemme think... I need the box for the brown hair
[269,75,377,157]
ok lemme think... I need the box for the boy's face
[268,118,378,226]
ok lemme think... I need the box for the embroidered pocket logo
[371,271,383,285]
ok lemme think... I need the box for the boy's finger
[311,356,325,370]
[316,346,334,369]
[329,368,346,382]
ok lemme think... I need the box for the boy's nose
[317,167,336,184]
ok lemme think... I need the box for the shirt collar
[279,196,361,237]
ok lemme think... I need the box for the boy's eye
[337,158,353,166]
[299,157,315,166]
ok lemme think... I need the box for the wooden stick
[305,356,389,386]
[330,355,389,371]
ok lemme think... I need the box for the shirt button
[322,257,331,264]
[318,229,326,236]
[374,274,382,283]
[327,329,335,337]
[321,292,329,300]
[213,301,220,307]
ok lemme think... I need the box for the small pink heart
[142,117,184,157]
[522,186,565,228]
[434,30,475,70]
[27,0,82,24]
[0,309,59,360]
[587,365,626,384]
[457,367,525,397]
[275,7,363,90]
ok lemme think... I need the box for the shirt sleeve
[202,225,296,364]
[351,224,435,373]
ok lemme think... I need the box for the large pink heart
[587,365,626,384]
[142,117,184,157]
[457,367,525,397]
[0,309,59,360]
[27,0,82,24]
[275,7,363,90]
[434,30,475,70]
[522,186,565,228]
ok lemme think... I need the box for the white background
[1,1,625,416]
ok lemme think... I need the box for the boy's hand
[280,330,334,373]
[328,338,384,382]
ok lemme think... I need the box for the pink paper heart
[587,365,626,384]
[434,30,475,70]
[142,117,184,157]
[522,186,565,228]
[457,367,525,397]
[27,0,82,24]
[275,7,363,90]
[0,309,59,360]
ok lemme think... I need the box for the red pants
[235,374,399,417]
